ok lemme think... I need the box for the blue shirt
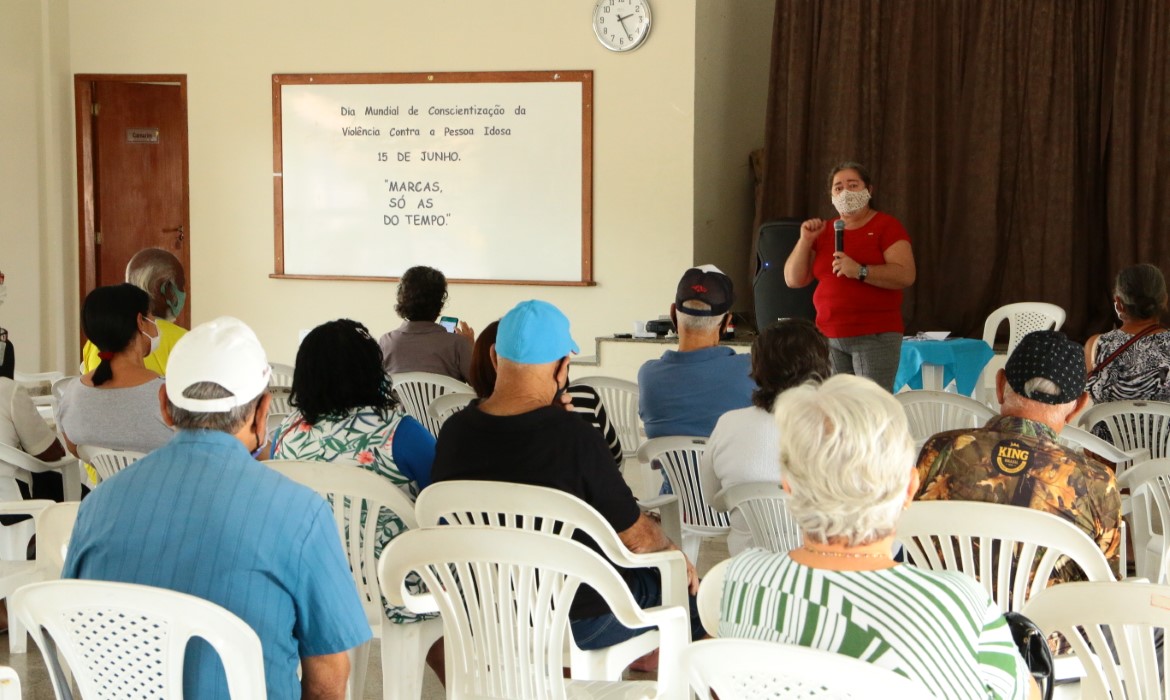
[63,430,371,700]
[637,345,755,438]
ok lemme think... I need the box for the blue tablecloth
[895,338,995,395]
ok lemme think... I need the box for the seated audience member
[432,300,703,660]
[719,375,1034,699]
[469,320,623,466]
[56,284,174,455]
[63,317,370,700]
[0,360,67,504]
[638,265,755,441]
[1085,263,1170,404]
[81,248,188,375]
[699,319,831,555]
[916,330,1122,580]
[379,265,474,381]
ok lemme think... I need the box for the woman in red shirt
[783,162,916,391]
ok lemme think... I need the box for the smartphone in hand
[439,315,459,333]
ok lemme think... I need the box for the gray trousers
[828,332,902,393]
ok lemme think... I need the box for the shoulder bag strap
[1088,324,1166,378]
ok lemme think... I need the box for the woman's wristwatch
[857,265,869,282]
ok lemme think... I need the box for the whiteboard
[272,72,593,284]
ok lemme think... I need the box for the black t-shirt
[432,404,642,618]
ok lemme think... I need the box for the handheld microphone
[834,220,845,253]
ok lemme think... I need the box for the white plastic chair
[265,459,442,700]
[681,638,935,699]
[75,445,145,483]
[1058,424,1147,474]
[268,362,295,390]
[11,579,267,700]
[713,481,801,554]
[380,527,687,700]
[14,370,64,421]
[696,558,732,637]
[982,302,1067,355]
[0,501,80,655]
[895,390,997,449]
[898,500,1115,613]
[1078,400,1170,465]
[636,436,728,563]
[0,443,81,503]
[390,372,474,437]
[569,376,641,461]
[1117,459,1170,583]
[425,391,475,433]
[415,480,688,681]
[0,666,20,700]
[1023,581,1170,700]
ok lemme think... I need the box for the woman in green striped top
[718,375,1037,699]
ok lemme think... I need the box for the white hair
[676,300,724,333]
[773,374,915,547]
[1000,380,1074,424]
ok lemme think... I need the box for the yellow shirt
[81,318,186,375]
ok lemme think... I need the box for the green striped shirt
[719,549,1029,699]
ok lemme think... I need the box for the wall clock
[593,0,651,52]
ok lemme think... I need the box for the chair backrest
[714,482,801,553]
[696,558,731,637]
[425,391,475,430]
[894,390,997,446]
[379,527,685,700]
[569,376,641,458]
[265,459,419,627]
[982,302,1066,354]
[1077,400,1170,463]
[1057,424,1144,471]
[637,437,730,532]
[268,362,295,391]
[390,372,474,437]
[415,480,687,607]
[75,446,146,482]
[10,579,267,700]
[50,376,75,403]
[681,638,935,699]
[898,500,1114,612]
[36,501,81,573]
[1022,581,1170,699]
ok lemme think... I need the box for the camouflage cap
[1005,330,1085,405]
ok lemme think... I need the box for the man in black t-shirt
[432,299,701,658]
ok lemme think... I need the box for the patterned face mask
[832,188,871,216]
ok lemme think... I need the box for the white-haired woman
[718,375,1037,699]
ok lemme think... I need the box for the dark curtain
[756,0,1170,341]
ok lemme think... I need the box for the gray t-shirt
[378,320,472,382]
[56,377,174,454]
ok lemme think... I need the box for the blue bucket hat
[496,300,580,365]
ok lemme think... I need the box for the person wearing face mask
[81,248,188,375]
[55,284,175,456]
[63,316,371,700]
[432,300,706,665]
[1084,263,1170,404]
[784,161,917,392]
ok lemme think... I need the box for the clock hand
[616,13,634,39]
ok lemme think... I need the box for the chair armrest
[637,494,676,510]
[617,548,689,610]
[630,604,690,699]
[0,500,55,517]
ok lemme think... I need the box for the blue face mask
[164,280,187,319]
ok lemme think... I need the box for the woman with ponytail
[1085,264,1170,404]
[55,284,175,456]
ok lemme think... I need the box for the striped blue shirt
[63,429,371,700]
[719,549,1029,699]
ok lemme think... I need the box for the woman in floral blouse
[271,318,435,627]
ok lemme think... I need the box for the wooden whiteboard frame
[271,71,594,286]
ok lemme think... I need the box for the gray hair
[167,381,264,433]
[676,300,725,333]
[773,374,915,547]
[125,248,184,319]
[1000,381,1074,424]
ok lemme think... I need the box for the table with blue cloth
[894,338,995,395]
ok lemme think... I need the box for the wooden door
[75,75,190,333]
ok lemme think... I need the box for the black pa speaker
[753,219,817,328]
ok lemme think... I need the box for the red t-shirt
[811,211,911,338]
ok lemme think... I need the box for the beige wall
[693,0,774,323]
[3,0,774,372]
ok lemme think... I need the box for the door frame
[73,74,190,341]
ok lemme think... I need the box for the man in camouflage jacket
[915,331,1122,582]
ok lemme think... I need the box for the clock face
[593,0,651,53]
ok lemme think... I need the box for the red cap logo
[692,284,708,293]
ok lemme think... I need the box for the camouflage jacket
[915,415,1122,582]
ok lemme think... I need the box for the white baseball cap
[166,316,271,412]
